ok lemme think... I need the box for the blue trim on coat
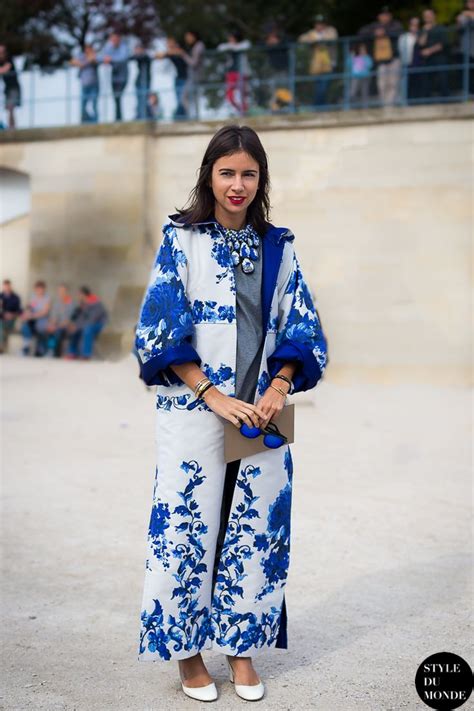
[267,339,323,393]
[140,341,201,386]
[260,223,294,334]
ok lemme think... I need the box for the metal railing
[1,27,472,129]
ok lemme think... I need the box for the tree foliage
[0,0,461,65]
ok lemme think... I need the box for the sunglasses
[239,420,288,449]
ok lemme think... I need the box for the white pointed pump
[180,680,218,702]
[227,656,265,701]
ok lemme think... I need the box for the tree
[0,0,160,66]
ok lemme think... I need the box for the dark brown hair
[176,124,271,235]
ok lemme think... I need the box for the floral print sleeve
[267,243,328,393]
[135,223,201,386]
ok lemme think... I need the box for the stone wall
[0,104,471,383]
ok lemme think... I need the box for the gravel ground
[1,353,471,711]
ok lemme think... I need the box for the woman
[135,125,328,702]
[155,38,188,120]
[217,30,252,114]
[181,30,206,119]
[398,17,422,101]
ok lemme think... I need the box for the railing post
[238,51,245,116]
[66,64,72,124]
[462,25,470,101]
[400,58,408,106]
[29,64,36,128]
[288,43,296,114]
[342,37,351,110]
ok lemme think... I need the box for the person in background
[146,92,162,120]
[20,280,51,357]
[346,42,374,107]
[65,286,108,360]
[297,14,339,108]
[217,30,252,115]
[155,38,188,120]
[0,44,21,129]
[181,30,206,119]
[418,9,449,99]
[358,6,403,106]
[70,44,99,123]
[99,32,129,121]
[456,0,474,96]
[45,283,76,357]
[132,44,152,120]
[0,279,22,353]
[398,17,423,101]
[263,27,291,111]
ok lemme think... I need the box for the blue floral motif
[140,599,172,660]
[139,459,211,659]
[146,467,172,570]
[255,448,293,601]
[156,394,190,411]
[135,225,194,365]
[211,464,282,654]
[192,300,236,324]
[268,315,279,332]
[201,362,235,388]
[257,370,271,396]
[153,224,187,272]
[200,223,236,293]
[276,255,327,374]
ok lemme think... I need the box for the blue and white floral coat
[135,214,328,661]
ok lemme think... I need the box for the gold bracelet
[195,381,211,398]
[194,377,208,393]
[196,381,212,398]
[200,382,215,399]
[194,378,211,397]
[269,383,287,397]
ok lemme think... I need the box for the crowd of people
[0,279,108,360]
[0,3,473,127]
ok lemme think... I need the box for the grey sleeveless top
[233,250,264,404]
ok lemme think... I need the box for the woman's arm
[267,241,328,393]
[169,361,266,428]
[135,224,200,386]
[181,42,204,68]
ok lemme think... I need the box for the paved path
[1,354,471,710]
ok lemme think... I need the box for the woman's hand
[203,388,267,429]
[257,380,290,429]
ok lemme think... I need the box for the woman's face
[211,151,260,227]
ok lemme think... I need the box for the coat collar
[167,213,294,245]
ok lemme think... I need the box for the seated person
[20,280,51,356]
[65,286,108,360]
[0,279,22,353]
[45,283,76,357]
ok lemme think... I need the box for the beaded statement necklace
[223,224,260,274]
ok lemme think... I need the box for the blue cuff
[267,339,322,393]
[139,342,202,386]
